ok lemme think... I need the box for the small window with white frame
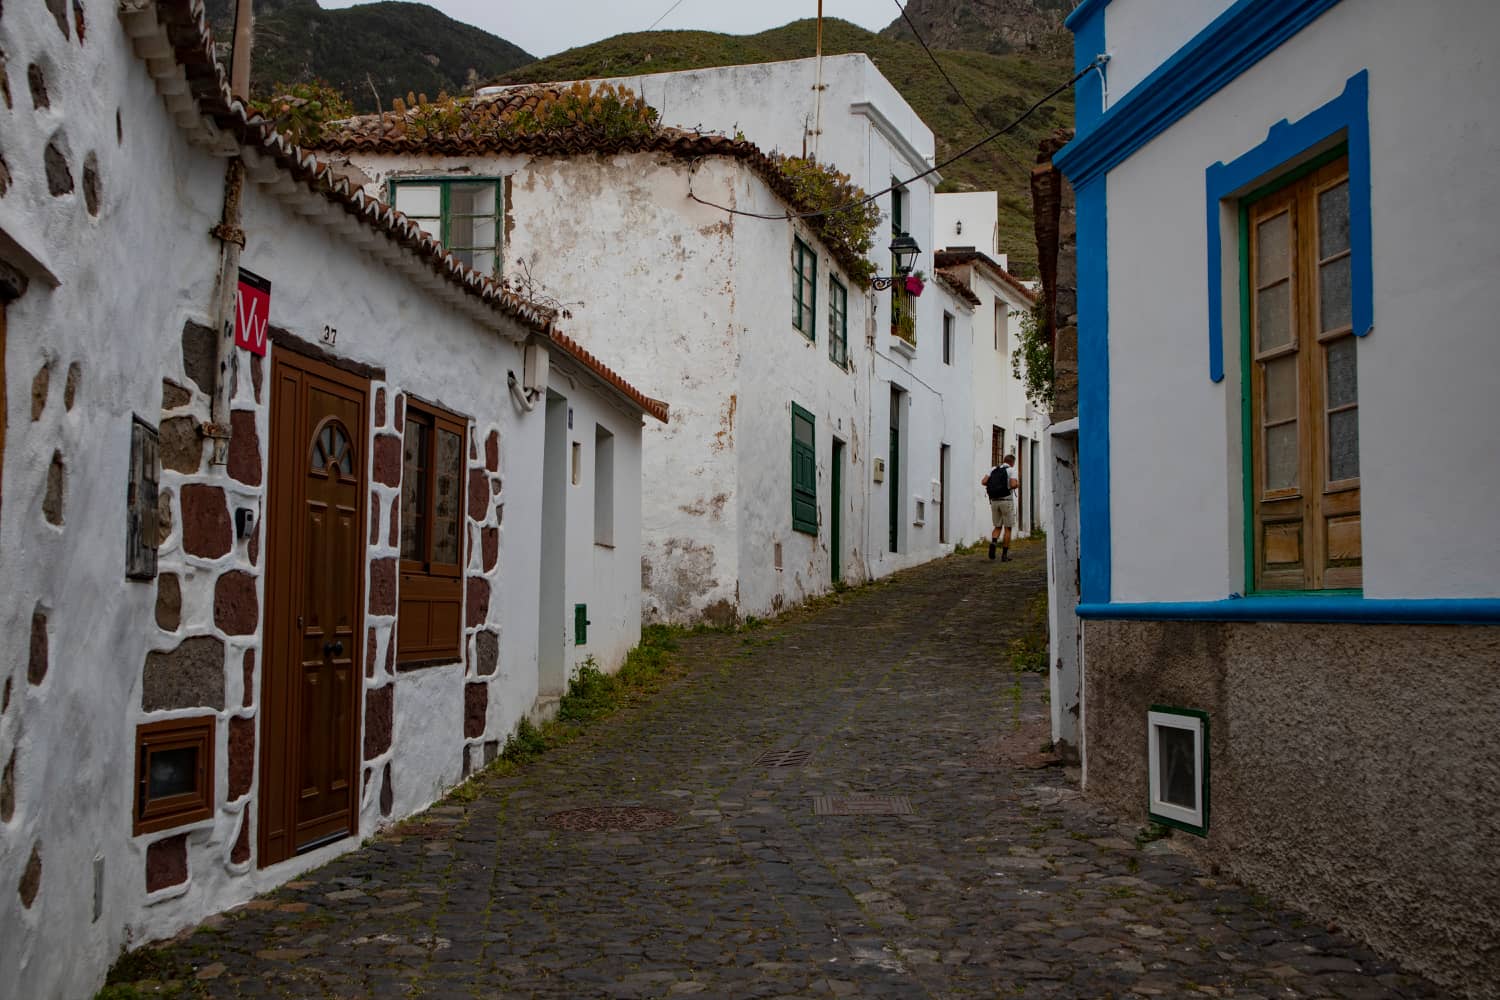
[1147,706,1209,836]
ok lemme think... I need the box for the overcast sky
[320,0,902,60]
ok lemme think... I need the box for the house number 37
[321,325,338,346]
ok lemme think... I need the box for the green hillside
[499,18,1073,276]
[206,0,533,112]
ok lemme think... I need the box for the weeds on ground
[1007,590,1050,674]
[1134,822,1174,848]
[96,946,206,999]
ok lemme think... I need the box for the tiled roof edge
[311,120,876,289]
[934,269,982,308]
[933,250,1037,306]
[123,0,668,422]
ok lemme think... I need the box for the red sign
[235,269,271,357]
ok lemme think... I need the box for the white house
[932,192,1045,539]
[0,1,662,995]
[317,98,879,622]
[1054,0,1500,993]
[595,55,983,581]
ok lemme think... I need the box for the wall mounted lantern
[872,234,922,291]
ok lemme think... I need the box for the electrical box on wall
[873,458,886,483]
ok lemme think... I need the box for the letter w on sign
[235,269,272,357]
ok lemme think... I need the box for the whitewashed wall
[935,192,1003,260]
[591,56,974,577]
[1101,0,1238,105]
[0,2,647,994]
[1102,0,1500,601]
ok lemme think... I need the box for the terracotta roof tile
[934,249,1036,307]
[121,0,667,424]
[934,269,982,307]
[311,86,876,288]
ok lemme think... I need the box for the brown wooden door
[260,349,367,866]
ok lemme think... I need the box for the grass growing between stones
[1007,590,1049,674]
[95,946,206,999]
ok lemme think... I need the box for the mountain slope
[206,0,533,112]
[879,0,1076,58]
[499,18,1074,275]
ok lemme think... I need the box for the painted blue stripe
[1075,176,1110,605]
[1056,0,1347,188]
[1078,598,1500,625]
[1205,71,1372,382]
[1071,1,1107,133]
[1064,0,1107,34]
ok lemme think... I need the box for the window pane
[1329,408,1359,482]
[1262,355,1297,423]
[450,214,498,251]
[409,216,441,240]
[148,746,199,799]
[1318,181,1350,258]
[1319,254,1352,332]
[467,250,497,275]
[793,413,813,447]
[432,428,464,565]
[1265,422,1298,491]
[1256,281,1292,352]
[401,421,429,561]
[450,183,496,215]
[395,184,441,218]
[1157,726,1196,810]
[1256,211,1291,284]
[1326,336,1357,409]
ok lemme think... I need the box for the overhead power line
[686,57,1102,225]
[890,0,983,124]
[646,0,689,33]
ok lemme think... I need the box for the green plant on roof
[770,153,880,286]
[389,81,660,145]
[250,79,355,145]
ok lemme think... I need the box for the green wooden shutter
[791,404,817,534]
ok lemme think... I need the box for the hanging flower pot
[905,274,925,297]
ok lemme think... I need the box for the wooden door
[260,350,367,865]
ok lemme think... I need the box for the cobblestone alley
[110,543,1446,999]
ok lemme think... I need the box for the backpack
[986,465,1012,500]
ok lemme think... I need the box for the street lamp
[871,234,922,291]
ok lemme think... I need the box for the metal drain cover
[542,806,680,831]
[755,747,812,767]
[813,795,913,816]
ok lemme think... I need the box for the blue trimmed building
[1052,0,1500,991]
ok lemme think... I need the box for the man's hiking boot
[988,540,997,560]
[1001,548,1011,562]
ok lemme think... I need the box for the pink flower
[905,275,924,297]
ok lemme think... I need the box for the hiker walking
[982,453,1019,562]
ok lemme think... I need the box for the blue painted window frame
[1206,71,1372,384]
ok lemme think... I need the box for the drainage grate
[755,747,812,767]
[813,795,913,816]
[542,806,680,832]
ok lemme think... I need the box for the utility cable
[686,56,1102,223]
[646,0,688,33]
[891,0,984,124]
[890,0,1031,180]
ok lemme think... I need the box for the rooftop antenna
[812,0,825,160]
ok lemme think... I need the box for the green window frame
[828,276,848,368]
[793,237,817,339]
[389,178,503,276]
[791,403,817,535]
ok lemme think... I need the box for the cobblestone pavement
[137,542,1446,998]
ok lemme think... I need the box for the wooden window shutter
[791,404,817,535]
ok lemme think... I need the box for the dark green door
[831,440,844,582]
[888,389,901,552]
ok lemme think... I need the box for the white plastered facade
[1100,0,1500,603]
[0,2,649,995]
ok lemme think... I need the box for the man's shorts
[990,497,1017,529]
